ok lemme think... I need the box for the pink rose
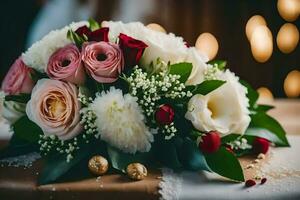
[47,44,85,85]
[1,57,34,95]
[26,79,82,140]
[82,42,124,83]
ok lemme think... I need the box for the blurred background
[0,0,299,99]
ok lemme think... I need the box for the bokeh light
[284,70,300,98]
[257,87,274,103]
[146,23,167,33]
[250,25,273,63]
[277,0,300,22]
[277,23,299,54]
[245,15,267,41]
[195,33,219,61]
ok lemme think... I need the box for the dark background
[0,0,299,97]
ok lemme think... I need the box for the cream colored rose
[26,79,82,140]
[185,47,208,85]
[185,70,250,135]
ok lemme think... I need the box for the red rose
[88,27,109,42]
[75,26,109,42]
[155,104,175,125]
[75,25,90,37]
[118,33,148,67]
[198,131,221,153]
[253,137,269,154]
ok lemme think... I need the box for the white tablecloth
[159,135,300,200]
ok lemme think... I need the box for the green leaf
[188,80,226,95]
[29,69,48,82]
[255,104,274,112]
[38,145,92,185]
[249,112,289,146]
[205,147,244,182]
[67,29,86,47]
[107,146,153,173]
[5,93,31,104]
[169,62,193,83]
[153,137,182,170]
[12,115,43,143]
[177,138,210,171]
[240,80,258,109]
[208,60,227,70]
[221,134,241,144]
[88,18,100,31]
[0,134,38,159]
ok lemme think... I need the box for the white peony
[104,21,188,68]
[91,87,153,154]
[185,69,250,135]
[185,47,209,85]
[22,21,88,72]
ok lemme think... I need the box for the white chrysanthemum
[91,87,153,154]
[185,69,250,135]
[22,21,88,72]
[104,21,188,68]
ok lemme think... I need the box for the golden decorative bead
[126,163,147,181]
[88,155,109,175]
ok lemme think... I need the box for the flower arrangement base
[0,141,266,200]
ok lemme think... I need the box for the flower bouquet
[0,19,289,184]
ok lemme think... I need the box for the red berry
[261,178,267,184]
[253,137,270,154]
[199,131,221,153]
[245,179,256,187]
[155,104,175,125]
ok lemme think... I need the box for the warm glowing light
[277,23,299,54]
[250,26,273,63]
[146,23,167,33]
[245,15,267,41]
[277,0,300,22]
[195,33,219,61]
[257,87,274,104]
[284,70,300,98]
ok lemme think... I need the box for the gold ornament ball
[126,163,148,181]
[88,155,109,175]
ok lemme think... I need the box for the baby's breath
[161,122,177,140]
[204,64,218,80]
[227,137,252,150]
[126,66,191,118]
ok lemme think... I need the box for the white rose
[22,21,88,72]
[185,69,250,135]
[104,21,188,69]
[185,47,209,85]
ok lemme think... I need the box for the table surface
[0,99,299,200]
